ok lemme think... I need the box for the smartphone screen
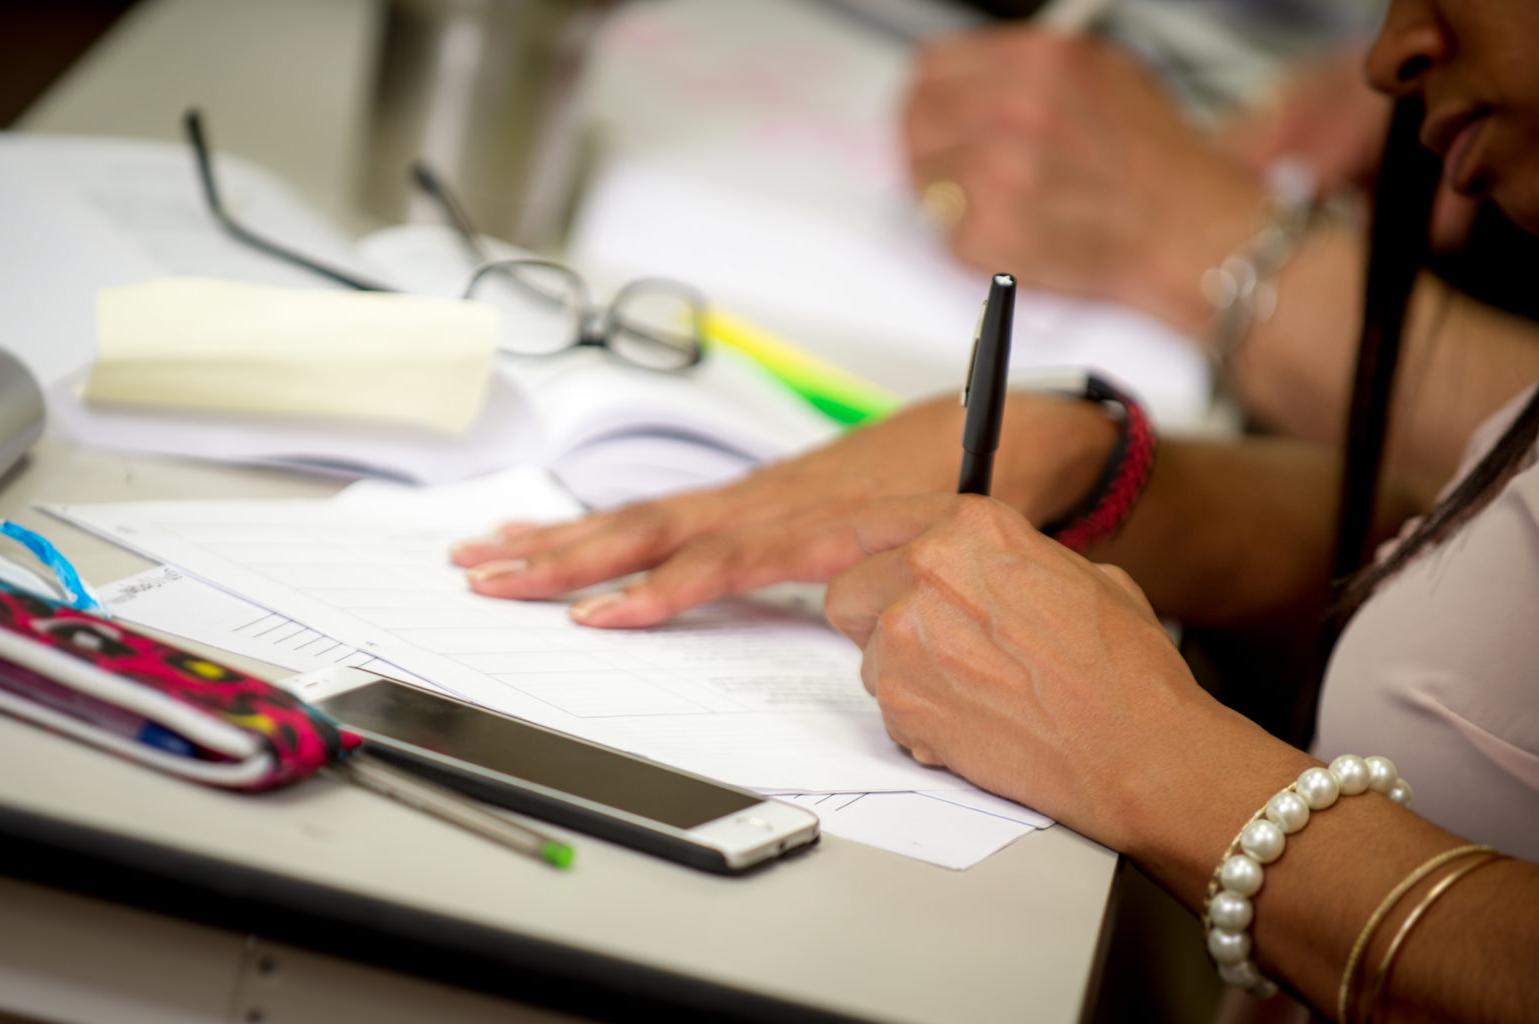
[317,681,762,829]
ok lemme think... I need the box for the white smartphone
[286,667,820,873]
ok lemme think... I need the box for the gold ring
[920,179,967,230]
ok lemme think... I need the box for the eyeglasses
[184,109,706,373]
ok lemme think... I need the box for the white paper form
[97,565,415,680]
[47,486,989,794]
[98,563,1050,869]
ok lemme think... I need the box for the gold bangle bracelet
[1360,852,1505,1023]
[1338,844,1494,1024]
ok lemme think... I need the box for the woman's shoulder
[1459,383,1539,475]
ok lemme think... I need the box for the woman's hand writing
[823,493,1273,854]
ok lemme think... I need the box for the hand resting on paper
[455,459,1289,853]
[451,391,1117,628]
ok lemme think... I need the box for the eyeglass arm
[183,109,396,293]
[411,161,492,267]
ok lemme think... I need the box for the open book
[1,134,837,507]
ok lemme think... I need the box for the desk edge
[0,800,867,1024]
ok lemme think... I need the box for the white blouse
[1315,384,1539,859]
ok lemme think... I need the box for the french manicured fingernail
[468,558,528,583]
[570,591,627,622]
[450,537,498,561]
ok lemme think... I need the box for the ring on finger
[920,178,968,230]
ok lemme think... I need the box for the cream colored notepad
[87,278,497,434]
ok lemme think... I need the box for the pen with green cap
[334,752,575,870]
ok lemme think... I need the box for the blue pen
[134,721,199,757]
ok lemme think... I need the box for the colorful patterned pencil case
[0,579,361,790]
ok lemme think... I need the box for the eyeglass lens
[465,262,585,356]
[605,286,703,372]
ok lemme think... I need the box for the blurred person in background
[904,2,1539,505]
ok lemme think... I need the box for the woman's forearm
[1121,710,1539,1021]
[1225,222,1539,498]
[1084,437,1423,627]
[1090,438,1338,624]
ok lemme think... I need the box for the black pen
[957,273,1016,495]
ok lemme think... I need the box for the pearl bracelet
[1202,754,1413,998]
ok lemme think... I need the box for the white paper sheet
[47,483,1006,795]
[0,153,160,389]
[97,560,1048,869]
[0,134,375,292]
[773,792,1038,871]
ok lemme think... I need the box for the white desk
[0,439,1121,1023]
[3,3,1122,1018]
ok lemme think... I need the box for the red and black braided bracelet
[1042,374,1157,552]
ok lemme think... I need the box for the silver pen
[332,752,575,869]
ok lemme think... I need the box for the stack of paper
[87,278,498,435]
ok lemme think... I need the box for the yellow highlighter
[702,309,900,427]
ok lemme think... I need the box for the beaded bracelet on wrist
[1202,754,1413,1000]
[1041,374,1156,552]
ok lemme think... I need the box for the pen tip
[992,273,1015,287]
[542,842,575,870]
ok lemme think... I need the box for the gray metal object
[362,0,617,252]
[0,350,44,482]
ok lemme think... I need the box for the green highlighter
[702,309,899,427]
